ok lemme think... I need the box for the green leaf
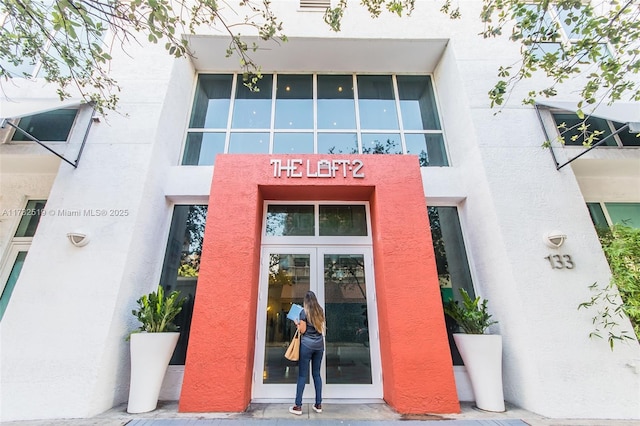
[444,288,498,334]
[129,285,187,338]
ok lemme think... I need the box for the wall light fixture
[544,230,567,249]
[67,232,90,247]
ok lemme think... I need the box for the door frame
[252,245,382,401]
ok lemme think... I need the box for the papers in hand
[287,303,303,322]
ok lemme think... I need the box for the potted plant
[127,285,186,414]
[444,288,505,412]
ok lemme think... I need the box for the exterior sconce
[67,232,90,247]
[544,230,567,248]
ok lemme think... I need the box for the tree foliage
[477,0,640,113]
[1,0,639,116]
[579,225,640,349]
[0,0,286,113]
[329,0,640,114]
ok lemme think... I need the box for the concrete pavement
[2,401,639,425]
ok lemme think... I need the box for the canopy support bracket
[534,104,632,171]
[555,123,629,170]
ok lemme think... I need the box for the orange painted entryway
[179,154,459,414]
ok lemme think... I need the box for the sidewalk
[3,401,638,426]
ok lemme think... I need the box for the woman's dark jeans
[295,343,324,406]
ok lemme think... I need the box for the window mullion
[313,74,318,154]
[601,202,615,227]
[607,120,623,147]
[225,74,238,154]
[392,75,407,154]
[269,73,277,154]
[353,74,363,154]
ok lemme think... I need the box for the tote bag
[285,329,300,361]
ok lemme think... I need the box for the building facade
[1,1,639,422]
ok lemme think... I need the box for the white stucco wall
[428,5,640,417]
[1,0,639,421]
[0,34,195,420]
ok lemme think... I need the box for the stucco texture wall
[179,154,460,414]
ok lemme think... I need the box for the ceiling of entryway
[186,36,449,73]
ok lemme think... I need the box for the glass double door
[253,246,382,400]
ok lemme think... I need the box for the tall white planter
[127,332,180,414]
[453,333,505,412]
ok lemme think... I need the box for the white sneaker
[313,404,322,413]
[289,405,302,415]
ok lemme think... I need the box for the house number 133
[544,254,575,269]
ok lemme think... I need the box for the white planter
[127,332,180,414]
[453,333,505,412]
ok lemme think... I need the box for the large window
[428,206,474,365]
[553,112,640,147]
[0,200,47,321]
[183,74,448,167]
[158,205,207,364]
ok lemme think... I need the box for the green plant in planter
[444,288,498,334]
[130,285,186,335]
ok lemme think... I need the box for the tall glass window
[159,205,208,364]
[0,199,47,321]
[275,75,313,129]
[14,200,46,237]
[357,75,399,130]
[397,75,441,130]
[182,74,233,165]
[317,75,356,130]
[231,74,273,129]
[183,74,448,166]
[0,251,27,321]
[428,206,474,365]
[189,74,233,129]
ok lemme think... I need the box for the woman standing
[289,291,326,415]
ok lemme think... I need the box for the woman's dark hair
[303,291,325,334]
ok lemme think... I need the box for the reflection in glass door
[262,252,311,386]
[323,252,372,386]
[253,247,381,400]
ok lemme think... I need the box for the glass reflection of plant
[178,205,207,277]
[361,138,402,155]
[428,207,450,285]
[326,255,369,346]
[269,254,293,286]
[325,255,366,300]
[326,138,402,155]
[418,150,428,167]
[266,212,286,236]
[265,206,314,236]
[268,255,294,287]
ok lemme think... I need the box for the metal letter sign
[271,159,365,178]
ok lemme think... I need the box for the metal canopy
[536,99,640,126]
[0,98,84,120]
[1,99,92,169]
[535,100,640,170]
